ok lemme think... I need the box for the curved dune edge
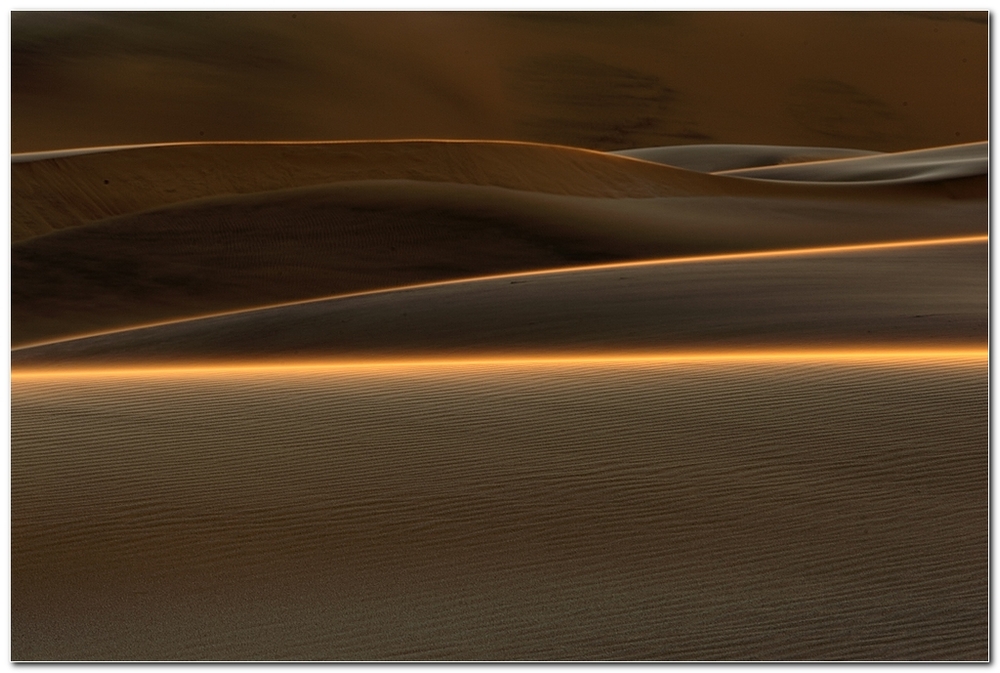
[11,237,986,367]
[717,141,987,183]
[9,139,730,241]
[12,235,986,352]
[10,139,983,242]
[611,144,883,173]
[10,349,988,379]
[12,168,987,348]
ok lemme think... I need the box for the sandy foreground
[11,360,987,660]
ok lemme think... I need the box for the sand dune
[12,238,986,367]
[11,361,987,659]
[11,10,988,663]
[14,139,984,243]
[612,144,881,172]
[13,167,987,347]
[8,140,739,242]
[718,141,988,183]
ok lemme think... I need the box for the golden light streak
[9,348,987,380]
[11,235,987,352]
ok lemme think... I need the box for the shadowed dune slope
[12,174,987,348]
[10,140,985,242]
[719,141,988,183]
[612,144,882,172]
[12,240,985,367]
[10,140,742,241]
[11,362,987,659]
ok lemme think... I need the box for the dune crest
[11,238,986,367]
[12,139,984,243]
[611,143,882,172]
[717,141,987,183]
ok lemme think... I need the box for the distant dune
[10,140,986,346]
[16,139,983,243]
[613,144,882,172]
[718,141,987,183]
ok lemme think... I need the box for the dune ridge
[10,349,988,382]
[11,140,984,243]
[10,140,732,241]
[12,234,986,352]
[717,141,987,183]
[611,143,882,172]
[12,141,986,347]
[11,238,986,367]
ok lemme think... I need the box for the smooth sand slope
[718,141,988,183]
[12,12,986,154]
[11,360,987,659]
[11,141,986,346]
[15,139,982,242]
[12,239,986,367]
[12,140,735,241]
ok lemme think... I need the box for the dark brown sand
[12,239,986,366]
[11,141,986,346]
[15,139,981,243]
[9,140,987,662]
[10,11,987,662]
[11,361,987,660]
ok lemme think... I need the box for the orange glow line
[11,235,987,352]
[10,349,988,380]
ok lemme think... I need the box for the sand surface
[612,144,882,172]
[15,139,982,243]
[11,140,986,347]
[10,138,988,660]
[10,11,987,661]
[11,361,987,660]
[12,239,987,366]
[719,141,987,183]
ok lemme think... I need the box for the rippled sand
[11,13,987,660]
[11,360,986,660]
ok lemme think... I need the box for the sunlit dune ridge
[13,234,987,351]
[10,348,987,380]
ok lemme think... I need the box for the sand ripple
[11,361,986,659]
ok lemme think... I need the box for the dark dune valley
[9,11,989,661]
